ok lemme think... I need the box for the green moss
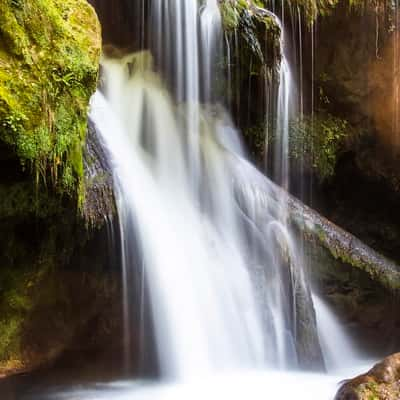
[289,113,348,181]
[220,0,281,67]
[309,221,400,292]
[219,0,281,135]
[263,0,391,26]
[0,266,46,367]
[283,0,339,22]
[0,201,85,371]
[0,0,101,203]
[356,381,386,400]
[0,182,61,218]
[244,122,268,162]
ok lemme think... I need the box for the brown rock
[335,353,400,400]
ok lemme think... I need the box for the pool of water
[3,363,373,400]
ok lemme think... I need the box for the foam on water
[40,367,375,400]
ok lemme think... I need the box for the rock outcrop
[336,353,400,400]
[0,0,109,378]
[0,0,101,199]
[234,170,400,351]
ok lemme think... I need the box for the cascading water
[93,0,363,378]
[92,0,325,375]
[200,0,222,102]
[92,58,266,378]
[36,1,371,399]
[313,295,361,373]
[275,57,292,191]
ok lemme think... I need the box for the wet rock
[335,353,400,400]
[234,174,400,352]
[288,188,400,351]
[219,0,282,163]
[89,0,146,50]
[82,119,115,227]
[287,189,400,293]
[0,269,122,379]
[308,3,400,190]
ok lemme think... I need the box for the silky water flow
[40,1,370,399]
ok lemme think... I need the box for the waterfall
[85,0,368,397]
[88,0,329,377]
[275,57,292,191]
[150,0,199,103]
[314,295,361,372]
[200,0,222,102]
[18,2,376,400]
[92,57,267,379]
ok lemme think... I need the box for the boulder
[0,0,107,378]
[335,353,400,400]
[0,0,101,199]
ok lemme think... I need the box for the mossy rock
[273,0,389,25]
[0,210,121,377]
[0,0,104,378]
[0,0,101,201]
[219,0,282,155]
[335,353,400,400]
[288,113,349,181]
[0,265,121,378]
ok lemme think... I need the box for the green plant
[0,0,100,206]
[289,113,348,181]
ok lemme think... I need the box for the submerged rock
[335,353,400,400]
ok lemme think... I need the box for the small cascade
[275,57,293,192]
[200,0,222,102]
[261,10,295,194]
[313,295,361,373]
[150,0,200,103]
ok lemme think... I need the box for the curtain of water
[88,0,362,381]
[92,65,268,379]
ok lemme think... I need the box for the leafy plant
[289,113,348,181]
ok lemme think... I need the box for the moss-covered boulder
[0,261,122,378]
[0,0,101,199]
[335,353,400,400]
[0,0,105,378]
[219,0,282,163]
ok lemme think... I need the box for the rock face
[0,0,110,378]
[88,0,145,50]
[83,119,115,226]
[305,2,400,191]
[287,185,400,350]
[0,264,123,379]
[236,175,400,351]
[313,3,400,154]
[220,0,282,164]
[335,353,400,400]
[0,0,101,198]
[280,2,400,268]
